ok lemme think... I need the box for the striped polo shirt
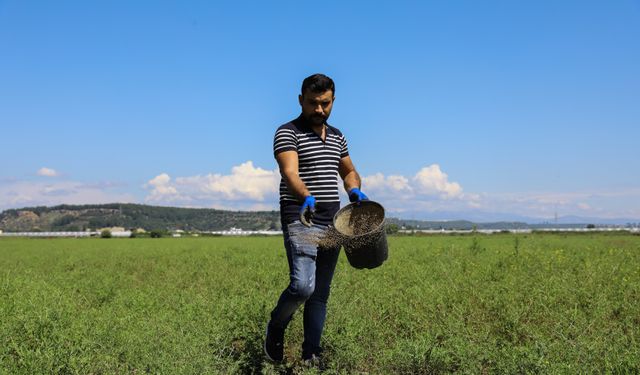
[273,115,349,226]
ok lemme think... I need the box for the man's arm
[276,150,310,200]
[338,155,361,192]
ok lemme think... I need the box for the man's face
[299,89,334,126]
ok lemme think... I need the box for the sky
[1,0,639,222]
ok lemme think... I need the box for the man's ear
[298,94,303,106]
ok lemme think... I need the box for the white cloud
[144,161,280,209]
[177,161,279,201]
[358,167,640,220]
[362,173,412,196]
[363,165,463,200]
[145,173,182,202]
[141,162,476,214]
[4,161,639,221]
[413,164,462,198]
[465,189,640,220]
[0,180,135,210]
[37,167,59,177]
[4,162,639,221]
[357,165,481,216]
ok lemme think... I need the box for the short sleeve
[340,135,349,158]
[273,127,298,156]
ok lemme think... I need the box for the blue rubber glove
[348,188,369,203]
[300,195,316,226]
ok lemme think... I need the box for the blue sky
[1,1,639,221]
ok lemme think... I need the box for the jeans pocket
[287,221,319,258]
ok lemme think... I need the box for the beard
[306,113,327,125]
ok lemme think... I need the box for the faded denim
[269,220,341,358]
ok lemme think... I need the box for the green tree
[385,223,399,235]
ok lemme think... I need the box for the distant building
[99,227,126,233]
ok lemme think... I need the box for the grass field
[1,233,639,374]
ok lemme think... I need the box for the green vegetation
[385,223,399,235]
[1,234,639,373]
[149,230,164,238]
[0,203,281,232]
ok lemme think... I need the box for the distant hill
[0,203,281,232]
[382,210,640,226]
[1,203,632,233]
[552,215,640,226]
[385,218,530,230]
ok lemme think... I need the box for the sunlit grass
[1,234,639,373]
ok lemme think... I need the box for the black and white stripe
[273,120,349,204]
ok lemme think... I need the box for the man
[265,74,369,364]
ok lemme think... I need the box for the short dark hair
[301,73,335,96]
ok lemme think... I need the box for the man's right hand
[300,195,316,227]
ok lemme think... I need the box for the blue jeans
[269,220,341,357]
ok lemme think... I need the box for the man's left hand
[348,188,369,203]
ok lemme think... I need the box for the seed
[297,203,386,251]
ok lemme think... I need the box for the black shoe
[264,322,285,362]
